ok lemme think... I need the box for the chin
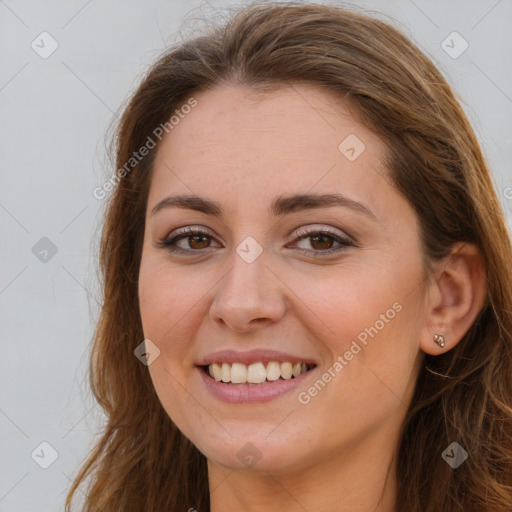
[197,432,311,474]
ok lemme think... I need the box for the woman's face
[139,84,428,474]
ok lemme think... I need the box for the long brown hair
[66,2,512,511]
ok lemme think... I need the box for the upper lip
[197,349,317,366]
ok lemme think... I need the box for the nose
[208,249,287,333]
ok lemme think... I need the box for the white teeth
[280,362,293,380]
[247,362,266,383]
[266,361,281,381]
[207,360,312,383]
[211,363,222,381]
[221,363,231,383]
[231,362,247,383]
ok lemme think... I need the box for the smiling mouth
[202,361,317,384]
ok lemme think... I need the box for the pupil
[190,235,209,249]
[311,235,332,250]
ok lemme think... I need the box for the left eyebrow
[270,193,379,222]
[150,192,379,223]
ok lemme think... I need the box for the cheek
[301,262,414,348]
[138,260,207,433]
[138,255,211,342]
[299,255,425,398]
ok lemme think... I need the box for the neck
[208,432,398,512]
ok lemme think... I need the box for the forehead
[149,84,391,219]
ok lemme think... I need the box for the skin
[138,84,486,512]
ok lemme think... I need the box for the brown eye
[156,227,221,255]
[188,235,211,249]
[309,234,335,251]
[291,226,355,257]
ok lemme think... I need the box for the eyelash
[156,225,355,257]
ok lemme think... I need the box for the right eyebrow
[151,195,222,217]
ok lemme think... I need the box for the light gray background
[1,0,511,510]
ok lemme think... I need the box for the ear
[420,242,487,355]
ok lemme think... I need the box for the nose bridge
[209,242,286,331]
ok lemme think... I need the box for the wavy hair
[66,2,512,511]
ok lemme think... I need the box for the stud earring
[433,334,445,348]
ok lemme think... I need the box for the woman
[66,2,512,511]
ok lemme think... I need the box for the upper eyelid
[167,225,218,241]
[293,224,350,239]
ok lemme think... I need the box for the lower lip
[198,367,315,404]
